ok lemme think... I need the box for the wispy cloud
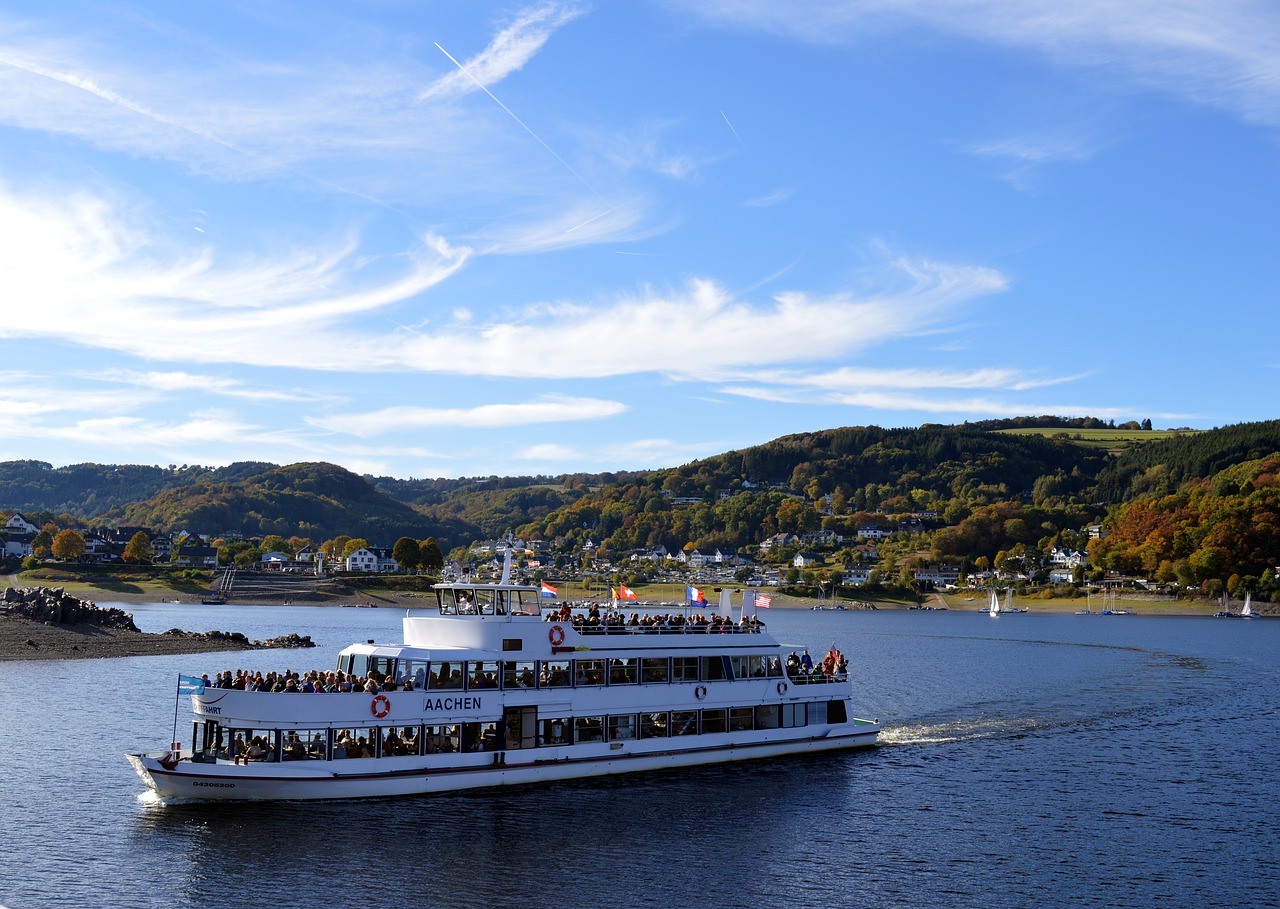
[0,181,1008,382]
[680,0,1280,128]
[419,4,585,102]
[308,395,628,437]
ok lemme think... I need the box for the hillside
[101,462,465,546]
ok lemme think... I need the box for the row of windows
[348,654,787,692]
[192,700,834,763]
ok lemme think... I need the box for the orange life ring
[371,694,391,718]
[549,624,566,646]
[777,681,788,696]
[694,685,707,700]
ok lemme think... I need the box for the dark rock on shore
[0,586,316,662]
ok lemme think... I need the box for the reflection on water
[1,606,1277,909]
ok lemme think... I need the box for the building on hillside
[912,564,961,587]
[5,513,40,535]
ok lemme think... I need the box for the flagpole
[171,674,182,755]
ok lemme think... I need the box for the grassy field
[996,426,1199,454]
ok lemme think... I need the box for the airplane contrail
[435,42,599,197]
[721,110,743,145]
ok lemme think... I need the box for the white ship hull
[128,722,879,802]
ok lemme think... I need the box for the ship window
[748,656,769,678]
[400,659,429,690]
[781,703,808,728]
[370,656,396,680]
[827,699,848,724]
[333,727,376,759]
[230,728,278,762]
[639,712,669,738]
[641,657,670,683]
[729,707,754,731]
[468,661,500,690]
[699,709,727,734]
[767,656,783,678]
[281,729,325,761]
[729,656,747,679]
[574,659,605,686]
[700,656,727,682]
[473,589,496,615]
[809,701,828,725]
[608,714,638,741]
[672,657,699,682]
[541,660,571,688]
[380,725,419,757]
[540,717,570,746]
[574,716,605,744]
[670,710,699,736]
[502,660,537,689]
[431,661,464,689]
[608,658,638,685]
[346,654,369,677]
[422,725,454,754]
[502,638,522,652]
[754,705,781,729]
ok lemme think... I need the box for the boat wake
[878,715,1049,746]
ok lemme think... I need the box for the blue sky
[1,1,1277,480]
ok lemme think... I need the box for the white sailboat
[1076,589,1094,615]
[987,586,1001,616]
[1241,592,1258,618]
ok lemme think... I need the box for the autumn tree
[419,537,444,573]
[123,531,155,564]
[342,538,370,559]
[31,529,53,559]
[392,536,420,572]
[51,529,86,561]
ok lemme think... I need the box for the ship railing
[788,671,849,685]
[571,623,762,636]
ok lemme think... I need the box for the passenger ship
[127,561,880,802]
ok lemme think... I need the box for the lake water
[0,604,1276,909]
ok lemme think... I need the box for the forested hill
[2,419,1277,560]
[1094,419,1280,502]
[100,462,468,545]
[512,424,1116,554]
[0,460,274,518]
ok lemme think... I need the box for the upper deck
[395,576,772,655]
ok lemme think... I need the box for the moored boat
[126,556,879,802]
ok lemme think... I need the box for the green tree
[51,529,86,561]
[419,538,444,573]
[123,531,155,564]
[342,538,370,559]
[392,536,420,572]
[31,529,53,559]
[260,534,294,556]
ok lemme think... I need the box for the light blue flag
[177,674,206,695]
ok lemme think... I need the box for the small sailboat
[1240,592,1259,619]
[1076,589,1094,615]
[987,586,1001,616]
[1215,592,1237,618]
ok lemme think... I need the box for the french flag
[686,585,706,604]
[540,582,558,598]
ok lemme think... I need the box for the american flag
[756,594,772,609]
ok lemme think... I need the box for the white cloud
[420,4,586,101]
[0,182,1008,382]
[678,0,1280,127]
[308,395,629,437]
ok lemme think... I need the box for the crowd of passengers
[787,647,849,680]
[546,603,764,633]
[204,668,415,693]
[216,722,500,763]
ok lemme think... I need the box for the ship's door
[503,706,537,749]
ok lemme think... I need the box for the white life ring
[777,681,788,696]
[549,624,566,646]
[694,685,707,700]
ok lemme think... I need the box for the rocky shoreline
[0,586,316,662]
